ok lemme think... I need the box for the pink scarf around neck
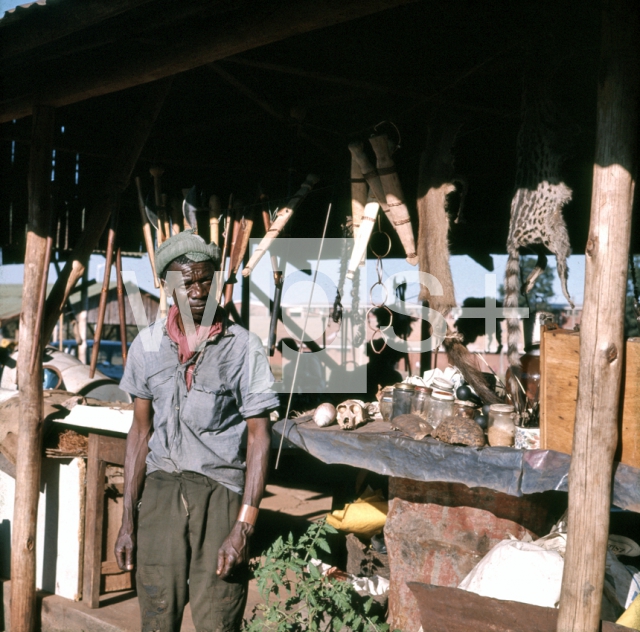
[165,305,224,389]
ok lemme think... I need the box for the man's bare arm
[114,397,153,572]
[216,416,270,579]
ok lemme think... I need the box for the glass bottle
[487,404,517,447]
[392,383,415,420]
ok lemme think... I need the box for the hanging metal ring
[369,230,392,259]
[370,329,387,354]
[369,281,388,308]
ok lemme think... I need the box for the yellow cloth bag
[326,489,388,538]
[618,593,640,630]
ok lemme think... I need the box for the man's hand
[216,521,254,579]
[115,524,136,572]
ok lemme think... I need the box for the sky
[0,248,585,313]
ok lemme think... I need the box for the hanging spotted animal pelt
[505,85,575,408]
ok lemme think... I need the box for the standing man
[115,230,279,631]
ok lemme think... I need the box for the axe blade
[183,186,199,232]
[144,192,159,230]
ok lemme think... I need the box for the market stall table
[273,418,640,631]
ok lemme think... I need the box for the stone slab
[385,498,535,632]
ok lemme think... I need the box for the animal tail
[505,249,524,410]
[443,329,501,404]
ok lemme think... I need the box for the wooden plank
[407,583,631,632]
[82,435,107,609]
[10,104,55,632]
[102,490,133,593]
[540,329,640,468]
[557,0,639,629]
[95,435,126,467]
[0,0,418,124]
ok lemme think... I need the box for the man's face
[166,260,216,325]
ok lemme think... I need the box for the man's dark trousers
[136,470,246,632]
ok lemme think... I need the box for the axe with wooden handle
[135,177,159,288]
[242,173,320,277]
[259,196,284,357]
[182,186,199,234]
[209,194,221,245]
[90,208,118,378]
[115,244,128,368]
[215,194,234,304]
[224,204,255,307]
[150,166,168,317]
[169,196,182,236]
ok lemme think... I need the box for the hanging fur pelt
[416,121,460,314]
[505,80,575,410]
[417,117,500,403]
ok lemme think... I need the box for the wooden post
[11,104,55,632]
[90,207,118,378]
[42,78,172,342]
[556,2,638,631]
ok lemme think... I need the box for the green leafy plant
[243,520,393,632]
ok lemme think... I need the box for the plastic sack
[326,489,387,538]
[618,593,640,631]
[458,538,565,608]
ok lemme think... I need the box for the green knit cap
[155,229,221,278]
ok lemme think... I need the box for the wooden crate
[540,328,640,469]
[407,583,630,632]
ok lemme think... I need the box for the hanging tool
[115,244,127,368]
[224,201,255,311]
[209,194,221,245]
[182,186,200,234]
[135,176,159,288]
[242,174,320,277]
[90,206,118,378]
[169,196,182,236]
[216,195,233,304]
[150,166,168,318]
[264,208,284,356]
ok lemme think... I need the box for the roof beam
[0,0,419,124]
[0,0,156,60]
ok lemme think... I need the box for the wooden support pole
[42,78,172,343]
[556,2,638,630]
[11,104,55,632]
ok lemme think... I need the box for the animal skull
[336,399,367,430]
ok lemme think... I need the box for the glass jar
[427,390,455,429]
[392,383,415,420]
[431,377,454,394]
[487,404,517,447]
[453,399,477,420]
[379,386,394,422]
[411,385,432,419]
